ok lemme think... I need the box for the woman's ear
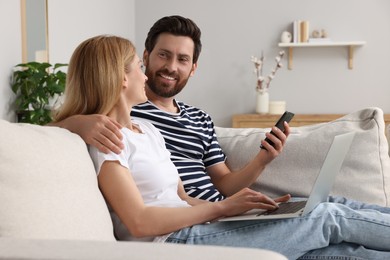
[122,74,129,89]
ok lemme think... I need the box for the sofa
[217,107,390,207]
[0,107,389,259]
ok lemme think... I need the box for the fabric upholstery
[0,237,287,260]
[0,120,115,241]
[216,107,390,206]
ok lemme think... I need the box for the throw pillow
[216,107,390,206]
[0,120,115,240]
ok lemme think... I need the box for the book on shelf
[293,20,300,43]
[300,21,309,42]
[293,20,309,43]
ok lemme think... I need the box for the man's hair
[145,15,202,63]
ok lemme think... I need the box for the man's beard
[145,67,189,98]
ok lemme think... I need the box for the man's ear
[143,49,149,66]
[190,62,198,77]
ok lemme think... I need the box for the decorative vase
[256,90,269,114]
[280,31,292,43]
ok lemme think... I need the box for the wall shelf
[278,41,366,70]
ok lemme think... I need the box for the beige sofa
[217,107,390,207]
[0,107,389,259]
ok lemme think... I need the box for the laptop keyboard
[257,200,307,216]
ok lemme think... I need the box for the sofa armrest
[0,238,287,260]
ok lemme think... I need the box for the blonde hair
[53,35,136,122]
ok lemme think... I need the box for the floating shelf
[278,41,366,70]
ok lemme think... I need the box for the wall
[0,0,22,122]
[48,0,135,67]
[0,0,135,122]
[135,0,390,126]
[2,0,389,127]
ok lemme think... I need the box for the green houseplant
[11,62,67,125]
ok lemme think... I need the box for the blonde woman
[53,35,390,259]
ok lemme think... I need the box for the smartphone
[260,111,295,149]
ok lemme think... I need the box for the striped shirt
[131,100,226,201]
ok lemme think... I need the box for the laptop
[219,131,355,222]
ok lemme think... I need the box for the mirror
[21,0,48,63]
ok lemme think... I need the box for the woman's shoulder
[132,118,160,135]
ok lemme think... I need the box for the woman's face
[124,54,148,105]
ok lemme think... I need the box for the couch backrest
[0,120,115,241]
[216,107,390,207]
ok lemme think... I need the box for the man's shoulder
[132,100,214,125]
[176,100,209,117]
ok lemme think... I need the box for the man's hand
[258,121,291,163]
[52,114,124,154]
[205,122,291,197]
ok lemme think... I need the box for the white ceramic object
[280,31,292,43]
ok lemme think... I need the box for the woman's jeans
[166,196,390,260]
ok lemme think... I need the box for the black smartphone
[260,111,295,149]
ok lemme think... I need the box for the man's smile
[159,73,177,81]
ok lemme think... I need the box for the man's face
[143,33,197,98]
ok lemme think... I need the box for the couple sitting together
[51,15,390,259]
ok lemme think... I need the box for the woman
[53,35,390,259]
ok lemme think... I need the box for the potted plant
[11,62,67,125]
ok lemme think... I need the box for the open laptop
[219,131,355,222]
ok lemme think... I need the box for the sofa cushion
[0,120,115,241]
[216,107,390,206]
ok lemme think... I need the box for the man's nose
[165,58,179,71]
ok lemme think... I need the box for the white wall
[0,0,22,122]
[2,0,389,127]
[0,0,135,122]
[48,0,135,67]
[135,0,390,126]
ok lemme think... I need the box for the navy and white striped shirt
[132,100,226,201]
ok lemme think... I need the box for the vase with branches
[251,50,284,113]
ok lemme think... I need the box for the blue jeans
[298,196,390,260]
[166,196,390,260]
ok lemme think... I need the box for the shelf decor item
[251,51,284,114]
[280,31,292,43]
[293,20,310,43]
[11,62,67,125]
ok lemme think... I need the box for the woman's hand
[219,188,291,217]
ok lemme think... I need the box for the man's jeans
[166,196,390,260]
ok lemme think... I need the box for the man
[55,15,290,202]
